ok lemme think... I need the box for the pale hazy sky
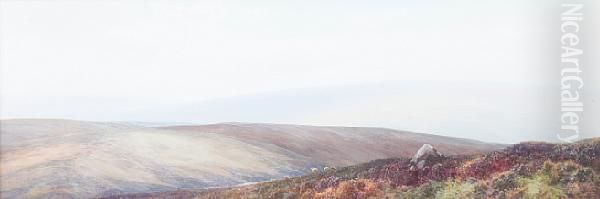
[1,0,598,143]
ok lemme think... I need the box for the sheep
[311,168,318,173]
[323,166,336,172]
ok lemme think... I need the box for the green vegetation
[392,160,595,199]
[434,180,476,199]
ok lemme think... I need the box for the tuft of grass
[396,181,443,199]
[512,174,564,199]
[434,180,476,199]
[492,171,520,193]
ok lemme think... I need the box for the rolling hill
[113,138,599,199]
[0,119,503,198]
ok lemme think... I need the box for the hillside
[112,138,600,198]
[0,119,502,198]
[160,123,503,166]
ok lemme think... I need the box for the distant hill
[115,138,599,199]
[0,119,503,198]
[160,123,505,166]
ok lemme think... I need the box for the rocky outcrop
[410,144,444,169]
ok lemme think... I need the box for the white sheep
[311,168,318,173]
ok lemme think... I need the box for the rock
[417,160,425,169]
[411,144,442,162]
[410,144,444,169]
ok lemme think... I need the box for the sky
[1,0,599,143]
